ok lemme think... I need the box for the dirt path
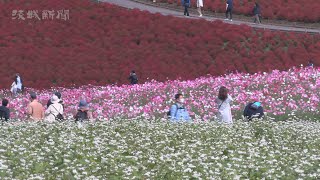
[99,0,320,34]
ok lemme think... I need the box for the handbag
[51,104,64,121]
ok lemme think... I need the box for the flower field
[2,67,319,121]
[0,120,319,179]
[0,0,320,88]
[1,0,320,179]
[163,0,320,22]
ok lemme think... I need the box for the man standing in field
[27,92,44,121]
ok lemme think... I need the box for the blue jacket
[181,0,191,7]
[253,5,261,15]
[170,103,191,122]
[227,0,233,9]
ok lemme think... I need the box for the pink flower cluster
[2,67,319,120]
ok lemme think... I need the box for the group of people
[168,86,264,123]
[1,72,265,123]
[178,0,262,24]
[0,91,94,123]
[0,86,263,123]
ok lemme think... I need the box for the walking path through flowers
[99,0,320,34]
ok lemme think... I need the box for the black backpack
[167,104,184,117]
[75,110,88,122]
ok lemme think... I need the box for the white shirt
[216,95,233,124]
[45,103,63,122]
[16,76,22,89]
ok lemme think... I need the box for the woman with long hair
[215,86,233,123]
[10,73,23,96]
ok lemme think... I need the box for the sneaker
[199,14,203,17]
[224,18,229,21]
[230,19,233,21]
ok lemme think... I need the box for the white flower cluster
[0,119,319,179]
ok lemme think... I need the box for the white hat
[51,95,60,104]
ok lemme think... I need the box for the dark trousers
[254,14,261,23]
[226,8,232,19]
[184,5,189,16]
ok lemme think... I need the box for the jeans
[184,4,189,16]
[254,14,261,23]
[226,8,232,19]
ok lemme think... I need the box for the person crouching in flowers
[74,99,93,122]
[169,93,191,122]
[215,86,233,123]
[44,95,64,123]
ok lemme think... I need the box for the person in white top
[10,73,23,96]
[44,95,64,123]
[215,86,233,124]
[197,0,203,17]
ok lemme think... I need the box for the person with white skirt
[197,0,203,17]
[10,73,23,96]
[215,86,233,124]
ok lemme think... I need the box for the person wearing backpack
[243,102,264,121]
[168,93,191,122]
[129,70,138,85]
[0,99,10,122]
[74,99,93,122]
[44,95,64,123]
[215,86,233,124]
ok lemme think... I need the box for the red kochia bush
[0,0,319,89]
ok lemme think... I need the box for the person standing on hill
[197,0,203,17]
[225,0,233,21]
[129,70,139,85]
[253,2,261,24]
[182,0,191,17]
